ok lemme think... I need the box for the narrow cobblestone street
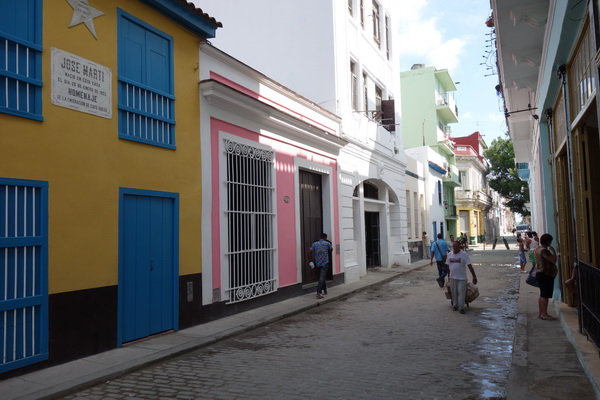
[60,248,529,399]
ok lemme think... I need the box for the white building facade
[405,147,449,244]
[201,0,410,283]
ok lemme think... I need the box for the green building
[401,64,462,240]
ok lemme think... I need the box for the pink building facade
[199,44,345,318]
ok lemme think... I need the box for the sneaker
[324,290,328,295]
[459,309,466,314]
[437,278,444,288]
[316,293,325,299]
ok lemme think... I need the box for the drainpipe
[557,65,582,328]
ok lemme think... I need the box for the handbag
[526,266,539,287]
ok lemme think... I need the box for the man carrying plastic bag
[446,241,478,314]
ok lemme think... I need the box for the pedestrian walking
[459,232,468,250]
[430,233,449,288]
[446,241,478,314]
[422,232,430,260]
[448,234,455,247]
[517,233,528,273]
[308,233,333,299]
[533,233,558,320]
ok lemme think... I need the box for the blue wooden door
[119,189,178,344]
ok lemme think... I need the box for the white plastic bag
[466,282,479,303]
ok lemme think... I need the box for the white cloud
[487,112,504,123]
[428,38,466,71]
[461,111,473,121]
[397,1,466,70]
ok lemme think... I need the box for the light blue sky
[397,0,508,145]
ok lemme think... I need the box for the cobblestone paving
[63,250,520,399]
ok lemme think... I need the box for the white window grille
[224,139,276,303]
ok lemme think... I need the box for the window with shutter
[117,10,175,148]
[0,0,43,121]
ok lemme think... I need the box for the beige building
[453,132,492,244]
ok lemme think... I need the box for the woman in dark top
[533,233,558,320]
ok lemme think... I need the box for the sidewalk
[2,245,600,399]
[472,239,600,399]
[507,271,600,399]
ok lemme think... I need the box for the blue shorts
[519,252,527,264]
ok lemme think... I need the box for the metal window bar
[224,140,276,303]
[0,35,42,118]
[579,261,600,350]
[568,21,596,118]
[119,80,174,146]
[1,184,43,367]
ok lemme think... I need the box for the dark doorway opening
[300,170,323,283]
[365,211,381,268]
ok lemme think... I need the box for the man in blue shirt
[430,233,449,288]
[309,233,333,299]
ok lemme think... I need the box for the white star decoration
[67,0,104,39]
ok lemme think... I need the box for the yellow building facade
[0,0,219,375]
[457,207,486,244]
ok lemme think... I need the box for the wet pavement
[3,239,598,399]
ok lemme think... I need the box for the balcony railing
[444,205,457,217]
[435,92,459,123]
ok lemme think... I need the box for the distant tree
[484,137,530,216]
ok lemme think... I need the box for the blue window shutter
[0,0,37,41]
[117,9,175,148]
[0,0,43,121]
[146,30,170,93]
[122,21,145,83]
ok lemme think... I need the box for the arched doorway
[353,179,400,270]
[363,181,381,268]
